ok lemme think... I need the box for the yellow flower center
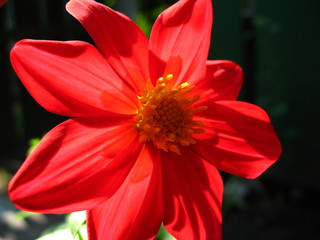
[135,74,206,154]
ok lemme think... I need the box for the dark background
[1,0,319,239]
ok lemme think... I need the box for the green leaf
[156,224,176,240]
[27,137,41,156]
[14,210,40,220]
[67,211,87,240]
[37,222,73,240]
[102,0,116,7]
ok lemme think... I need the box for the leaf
[37,222,73,240]
[157,224,177,240]
[27,137,41,156]
[67,211,87,240]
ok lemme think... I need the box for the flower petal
[0,0,8,8]
[11,40,138,117]
[162,149,223,240]
[149,0,213,86]
[87,143,163,240]
[195,60,243,104]
[66,0,149,93]
[8,118,142,213]
[193,101,282,179]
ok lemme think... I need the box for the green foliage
[67,211,87,240]
[0,168,12,193]
[14,210,40,220]
[156,225,176,240]
[27,137,41,156]
[102,0,116,7]
[37,222,73,240]
[38,212,87,240]
[223,176,250,212]
[136,4,166,37]
[136,12,152,36]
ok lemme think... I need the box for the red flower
[0,0,8,7]
[8,0,281,239]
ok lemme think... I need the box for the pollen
[135,74,206,154]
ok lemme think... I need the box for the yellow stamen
[135,74,206,154]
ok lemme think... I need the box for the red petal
[8,118,142,213]
[66,0,149,93]
[149,0,212,86]
[11,40,137,117]
[193,101,282,179]
[0,0,8,7]
[87,144,163,240]
[162,149,223,240]
[195,60,243,104]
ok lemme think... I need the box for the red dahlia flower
[8,0,281,239]
[0,0,8,7]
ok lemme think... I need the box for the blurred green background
[0,0,319,239]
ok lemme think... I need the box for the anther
[135,74,206,154]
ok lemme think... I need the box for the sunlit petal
[67,0,149,93]
[87,144,163,240]
[162,149,223,239]
[149,0,212,86]
[11,40,137,117]
[9,118,142,213]
[193,101,282,178]
[195,60,243,104]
